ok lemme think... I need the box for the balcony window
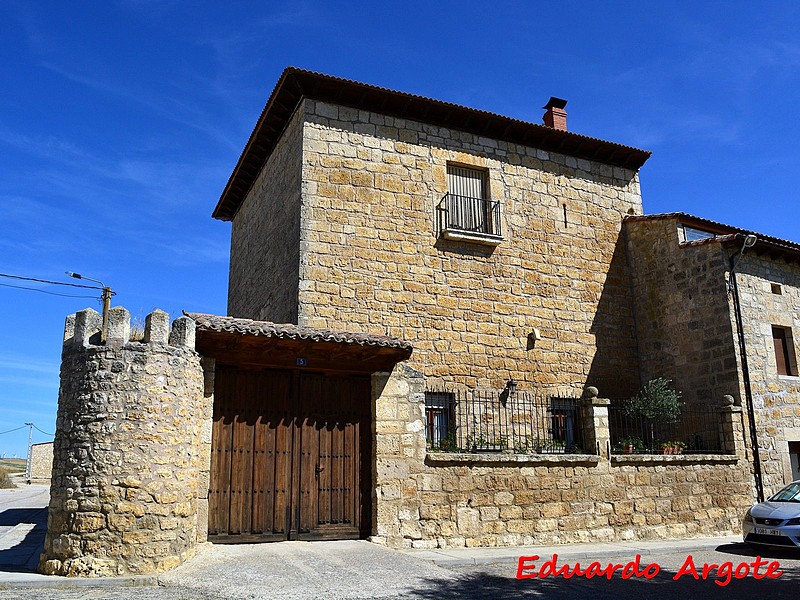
[437,165,502,244]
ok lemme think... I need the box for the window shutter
[773,326,792,376]
[447,165,485,199]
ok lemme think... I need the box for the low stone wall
[40,307,204,576]
[371,366,755,549]
[411,454,751,548]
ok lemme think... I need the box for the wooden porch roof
[187,313,413,374]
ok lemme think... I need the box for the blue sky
[1,1,799,456]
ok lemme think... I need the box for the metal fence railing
[608,401,723,454]
[436,193,501,237]
[425,389,585,454]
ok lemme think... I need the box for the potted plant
[619,436,644,454]
[659,440,686,455]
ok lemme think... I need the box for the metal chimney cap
[543,97,568,110]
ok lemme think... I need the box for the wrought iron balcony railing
[437,193,501,239]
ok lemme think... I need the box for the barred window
[425,392,455,449]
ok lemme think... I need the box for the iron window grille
[437,193,502,237]
[425,389,585,454]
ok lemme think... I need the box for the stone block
[169,316,195,348]
[144,310,170,344]
[107,306,131,347]
[456,508,481,537]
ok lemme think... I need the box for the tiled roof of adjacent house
[186,312,414,352]
[625,212,800,261]
[213,67,652,220]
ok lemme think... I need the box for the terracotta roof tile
[214,67,651,220]
[186,312,413,353]
[624,212,800,259]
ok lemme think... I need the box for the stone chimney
[543,97,568,131]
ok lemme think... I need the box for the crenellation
[168,316,195,349]
[64,313,76,342]
[70,308,101,348]
[144,309,170,344]
[106,306,130,348]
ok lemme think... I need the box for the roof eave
[213,67,652,221]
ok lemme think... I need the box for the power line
[0,425,28,436]
[0,272,104,290]
[0,424,54,437]
[32,424,54,437]
[0,282,99,299]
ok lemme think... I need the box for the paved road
[1,483,798,599]
[439,544,800,600]
[0,481,49,573]
[1,540,797,600]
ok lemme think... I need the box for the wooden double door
[208,366,371,542]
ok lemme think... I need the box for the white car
[743,480,800,548]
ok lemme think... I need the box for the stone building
[28,441,53,480]
[41,68,798,575]
[625,212,800,500]
[218,68,650,399]
[199,70,753,549]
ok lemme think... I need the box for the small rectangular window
[681,225,716,242]
[771,283,783,295]
[425,392,455,450]
[773,326,797,376]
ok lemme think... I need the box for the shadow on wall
[586,230,640,399]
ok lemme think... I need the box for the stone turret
[40,307,204,576]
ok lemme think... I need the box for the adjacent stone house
[41,68,796,575]
[624,212,800,500]
[28,441,53,480]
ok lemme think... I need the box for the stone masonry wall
[40,307,204,577]
[734,255,800,496]
[228,102,305,323]
[296,99,643,398]
[371,365,753,549]
[624,217,742,407]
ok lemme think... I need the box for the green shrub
[626,378,683,422]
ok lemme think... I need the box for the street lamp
[66,271,113,341]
